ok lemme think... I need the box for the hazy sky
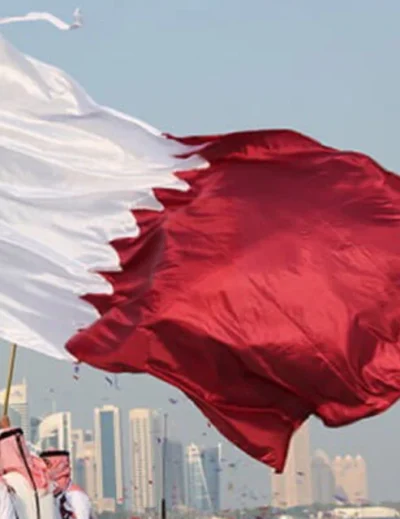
[1,0,400,507]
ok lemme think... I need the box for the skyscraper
[30,416,41,445]
[38,411,73,452]
[0,379,29,438]
[271,421,312,508]
[72,429,86,488]
[332,455,368,505]
[82,431,97,504]
[353,455,368,504]
[311,449,335,504]
[72,429,85,456]
[70,429,97,502]
[129,408,162,513]
[165,440,185,510]
[94,405,124,513]
[186,443,221,513]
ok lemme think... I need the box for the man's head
[39,450,71,496]
[0,427,50,492]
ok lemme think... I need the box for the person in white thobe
[0,479,16,519]
[40,449,94,519]
[0,416,55,519]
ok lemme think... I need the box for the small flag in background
[0,9,82,30]
[73,365,80,381]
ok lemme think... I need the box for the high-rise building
[129,408,162,513]
[332,455,368,505]
[165,440,185,510]
[311,449,335,504]
[30,416,41,445]
[37,411,73,453]
[186,443,221,513]
[271,421,312,508]
[72,429,85,457]
[81,432,97,504]
[201,445,221,512]
[94,405,124,513]
[70,429,97,502]
[0,379,29,438]
[74,457,86,491]
[353,455,368,504]
[72,429,86,487]
[332,456,347,503]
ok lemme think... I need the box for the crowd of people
[0,415,94,518]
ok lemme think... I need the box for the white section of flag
[0,36,206,361]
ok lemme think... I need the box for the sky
[1,0,400,507]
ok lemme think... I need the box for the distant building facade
[38,411,73,450]
[129,408,162,513]
[312,449,335,504]
[30,416,41,445]
[82,432,97,504]
[271,421,312,508]
[0,379,29,438]
[94,405,124,513]
[70,428,97,503]
[186,443,221,513]
[165,440,185,510]
[332,455,368,505]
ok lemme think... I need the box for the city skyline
[0,380,226,514]
[1,380,367,514]
[0,376,374,512]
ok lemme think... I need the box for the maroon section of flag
[67,129,400,472]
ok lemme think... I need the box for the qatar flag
[2,35,400,472]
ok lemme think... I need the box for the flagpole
[3,343,17,416]
[161,413,168,519]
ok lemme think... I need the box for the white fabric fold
[0,36,207,360]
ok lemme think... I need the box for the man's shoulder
[66,487,91,511]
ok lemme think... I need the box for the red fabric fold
[68,129,400,471]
